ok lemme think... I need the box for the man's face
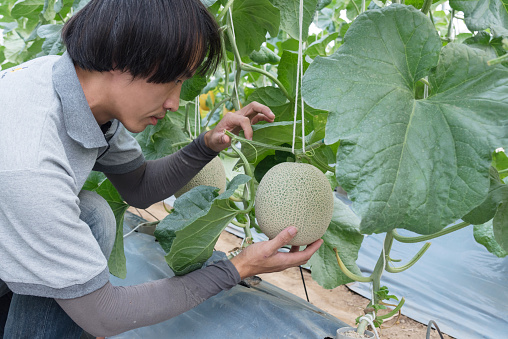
[109,71,189,133]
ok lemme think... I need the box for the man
[0,0,323,338]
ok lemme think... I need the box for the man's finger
[267,226,298,252]
[241,101,275,120]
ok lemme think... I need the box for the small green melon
[255,162,334,246]
[174,156,226,198]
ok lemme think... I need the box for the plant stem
[392,221,470,243]
[333,248,372,282]
[217,0,235,22]
[371,232,394,305]
[377,297,406,320]
[171,140,193,148]
[446,9,455,41]
[231,219,249,228]
[220,31,230,95]
[357,232,394,335]
[488,53,508,66]
[421,0,432,15]
[185,104,192,138]
[240,63,292,100]
[204,96,231,129]
[385,242,431,273]
[230,143,255,214]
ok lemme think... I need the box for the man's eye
[175,79,182,85]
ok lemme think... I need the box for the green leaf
[239,121,301,163]
[494,202,508,251]
[271,0,318,40]
[246,86,288,106]
[493,150,508,179]
[463,167,508,225]
[254,147,295,182]
[303,4,508,235]
[305,32,339,58]
[346,0,369,21]
[0,22,18,33]
[277,50,309,98]
[154,174,251,275]
[180,74,208,101]
[3,34,27,64]
[249,45,281,64]
[41,0,56,21]
[464,32,507,62]
[82,171,107,191]
[231,0,280,56]
[11,0,44,18]
[201,0,219,7]
[450,0,508,38]
[37,24,64,55]
[474,220,508,257]
[308,196,364,289]
[71,0,89,11]
[134,114,190,159]
[95,179,130,279]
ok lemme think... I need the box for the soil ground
[128,203,453,339]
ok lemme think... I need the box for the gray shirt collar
[52,52,108,149]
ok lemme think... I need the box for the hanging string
[195,97,199,138]
[358,314,380,339]
[292,0,306,154]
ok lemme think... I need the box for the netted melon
[174,156,226,198]
[255,162,334,246]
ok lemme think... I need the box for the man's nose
[163,88,181,112]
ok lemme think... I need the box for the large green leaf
[231,0,280,56]
[308,196,364,289]
[272,0,318,40]
[302,4,508,235]
[474,220,508,257]
[94,179,130,279]
[450,0,508,38]
[154,174,251,275]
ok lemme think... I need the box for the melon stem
[230,142,255,215]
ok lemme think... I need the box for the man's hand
[204,101,275,152]
[229,227,323,280]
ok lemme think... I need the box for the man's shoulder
[0,54,60,81]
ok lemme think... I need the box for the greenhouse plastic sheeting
[109,212,349,339]
[348,220,508,339]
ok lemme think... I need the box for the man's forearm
[56,260,240,337]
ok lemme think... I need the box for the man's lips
[150,114,165,125]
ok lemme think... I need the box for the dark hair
[62,0,221,83]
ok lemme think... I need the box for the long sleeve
[56,260,240,337]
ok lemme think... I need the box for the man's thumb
[271,226,298,249]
